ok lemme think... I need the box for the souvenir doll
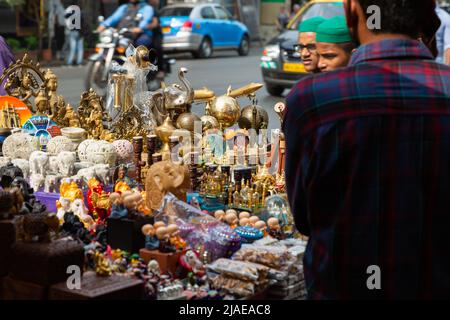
[156,227,176,253]
[142,224,160,250]
[109,192,128,219]
[267,217,284,240]
[224,211,238,229]
[167,224,187,251]
[254,220,268,237]
[214,210,225,222]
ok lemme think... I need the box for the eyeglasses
[294,44,317,53]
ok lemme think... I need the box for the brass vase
[155,116,176,160]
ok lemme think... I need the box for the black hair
[339,41,357,54]
[356,0,439,39]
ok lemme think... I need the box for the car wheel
[266,85,284,97]
[238,35,250,56]
[193,37,213,59]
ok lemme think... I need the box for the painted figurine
[142,224,160,250]
[167,223,186,251]
[267,217,284,240]
[87,177,110,222]
[156,227,176,253]
[109,192,128,219]
[113,165,136,192]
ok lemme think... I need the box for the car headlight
[262,45,280,59]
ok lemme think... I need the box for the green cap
[316,16,352,43]
[298,17,326,33]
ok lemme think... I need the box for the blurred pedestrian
[284,0,448,299]
[276,6,290,32]
[0,36,15,96]
[65,6,85,67]
[435,5,450,65]
[296,17,325,73]
[315,16,356,72]
[148,0,165,79]
[290,4,301,20]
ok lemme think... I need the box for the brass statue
[34,88,50,116]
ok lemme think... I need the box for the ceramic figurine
[123,192,144,216]
[167,224,186,251]
[239,211,250,220]
[249,216,260,226]
[267,217,284,240]
[239,217,250,227]
[254,221,268,237]
[113,165,136,192]
[56,151,77,177]
[70,198,95,230]
[156,227,176,253]
[29,151,49,176]
[87,177,110,222]
[109,192,128,219]
[142,224,160,250]
[224,211,238,229]
[154,221,166,230]
[29,173,45,192]
[147,259,161,277]
[179,250,205,277]
[214,210,225,222]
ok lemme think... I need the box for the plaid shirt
[284,39,450,299]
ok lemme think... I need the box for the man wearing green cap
[297,17,326,73]
[315,16,356,72]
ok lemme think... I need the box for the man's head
[297,17,326,73]
[344,0,440,54]
[293,4,301,14]
[316,16,355,72]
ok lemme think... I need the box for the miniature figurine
[113,165,136,192]
[142,224,160,250]
[267,217,284,240]
[239,211,250,220]
[156,227,176,253]
[94,251,112,277]
[87,177,110,222]
[147,259,161,277]
[254,220,268,237]
[214,210,225,222]
[35,89,50,115]
[154,221,166,230]
[123,192,144,216]
[224,211,238,229]
[239,217,250,227]
[249,216,260,226]
[167,223,186,251]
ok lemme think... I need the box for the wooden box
[107,216,154,254]
[140,249,181,275]
[0,219,16,276]
[49,271,144,300]
[2,276,48,300]
[10,239,85,286]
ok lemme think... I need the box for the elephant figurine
[29,151,49,176]
[17,213,60,243]
[57,151,77,177]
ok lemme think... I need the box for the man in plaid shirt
[284,0,449,299]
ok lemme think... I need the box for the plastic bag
[206,258,269,282]
[154,193,241,261]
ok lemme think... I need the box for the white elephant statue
[30,173,45,192]
[57,151,76,177]
[92,164,111,185]
[11,159,30,179]
[29,151,49,176]
[76,167,96,183]
[74,162,95,172]
[48,156,60,175]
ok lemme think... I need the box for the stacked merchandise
[232,237,307,300]
[206,258,270,298]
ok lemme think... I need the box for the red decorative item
[87,178,110,223]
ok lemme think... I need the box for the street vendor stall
[0,45,305,301]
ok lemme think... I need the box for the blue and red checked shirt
[284,39,450,299]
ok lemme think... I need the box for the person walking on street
[276,6,290,32]
[65,6,85,67]
[284,0,448,299]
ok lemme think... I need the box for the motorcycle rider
[97,0,155,48]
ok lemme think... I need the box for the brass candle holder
[112,73,125,109]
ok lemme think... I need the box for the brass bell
[238,105,269,132]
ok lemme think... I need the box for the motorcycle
[85,15,174,95]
